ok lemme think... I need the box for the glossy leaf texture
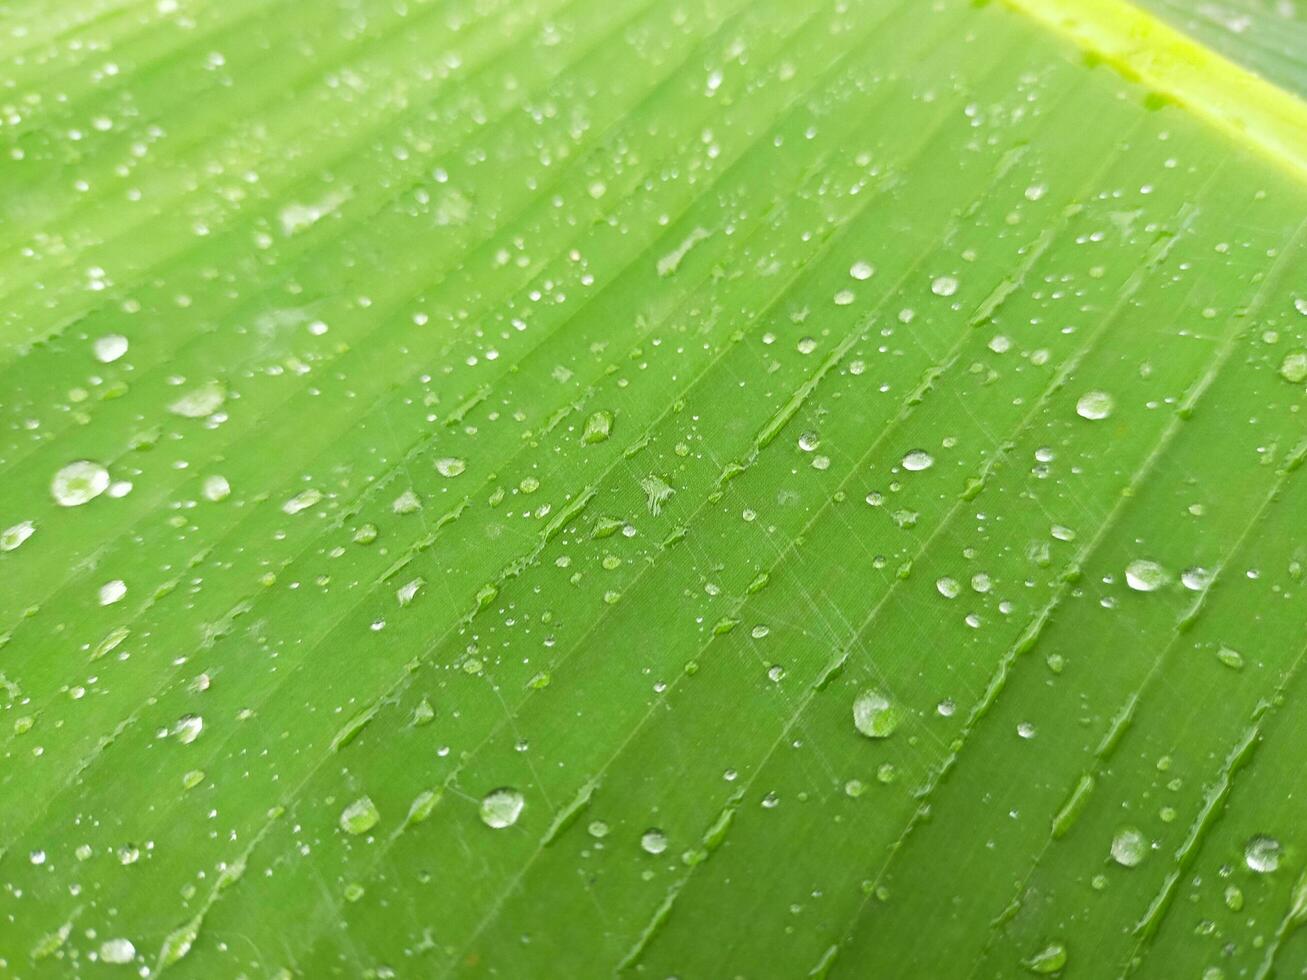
[2,0,1307,976]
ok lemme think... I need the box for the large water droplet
[435,457,466,478]
[930,275,959,297]
[640,828,668,854]
[1023,941,1067,975]
[340,796,381,835]
[901,450,934,472]
[168,380,226,418]
[853,689,902,738]
[1281,352,1307,384]
[51,460,110,507]
[171,714,203,745]
[93,334,129,363]
[480,787,524,829]
[99,937,136,965]
[1,520,35,552]
[1245,835,1281,873]
[1125,559,1168,592]
[1076,390,1114,421]
[849,260,875,281]
[1110,826,1148,867]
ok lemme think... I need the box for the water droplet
[853,689,902,739]
[849,260,875,281]
[1,520,35,552]
[1023,941,1067,975]
[641,474,674,516]
[282,488,322,515]
[582,410,613,444]
[1181,567,1211,591]
[98,580,127,606]
[51,460,110,507]
[1216,646,1244,670]
[435,457,466,478]
[1246,835,1281,873]
[168,380,226,418]
[479,787,524,829]
[93,334,129,363]
[1125,559,1168,592]
[833,289,856,306]
[1282,352,1307,384]
[202,475,231,502]
[798,431,820,452]
[340,796,381,835]
[99,938,136,965]
[171,714,203,744]
[901,450,934,472]
[640,828,668,854]
[936,577,960,599]
[930,275,959,297]
[1110,826,1148,867]
[1076,390,1114,421]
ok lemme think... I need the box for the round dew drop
[340,796,381,836]
[930,275,959,297]
[1125,559,1168,593]
[480,787,525,829]
[1245,835,1281,873]
[93,334,129,363]
[1075,390,1114,421]
[1110,826,1148,867]
[936,576,960,599]
[435,457,466,478]
[98,938,136,965]
[849,260,875,281]
[852,689,902,739]
[168,380,226,418]
[640,828,668,855]
[51,460,110,507]
[901,449,934,472]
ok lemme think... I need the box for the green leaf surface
[2,0,1307,976]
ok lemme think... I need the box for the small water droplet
[849,260,875,281]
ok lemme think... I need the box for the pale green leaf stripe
[2,0,1307,976]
